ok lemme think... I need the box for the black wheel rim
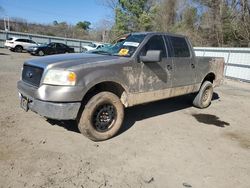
[92,103,117,132]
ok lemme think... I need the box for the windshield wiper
[90,50,112,55]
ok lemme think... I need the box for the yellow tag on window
[119,49,129,56]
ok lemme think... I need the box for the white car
[4,37,39,52]
[82,42,105,52]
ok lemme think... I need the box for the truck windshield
[88,34,146,57]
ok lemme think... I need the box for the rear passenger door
[167,36,196,87]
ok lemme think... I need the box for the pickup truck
[17,32,224,141]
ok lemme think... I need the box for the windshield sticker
[119,49,129,56]
[123,42,140,47]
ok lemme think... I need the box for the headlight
[43,70,77,86]
[33,47,38,50]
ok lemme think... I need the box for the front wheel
[193,81,213,108]
[78,92,124,141]
[38,50,45,56]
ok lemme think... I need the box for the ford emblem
[26,71,33,78]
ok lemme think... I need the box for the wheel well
[82,82,126,105]
[202,73,215,84]
[15,45,23,49]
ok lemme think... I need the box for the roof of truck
[131,32,187,38]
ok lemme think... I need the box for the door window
[140,35,167,57]
[58,43,67,48]
[170,36,190,57]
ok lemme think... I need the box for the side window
[49,43,56,48]
[170,36,190,57]
[28,40,36,44]
[164,35,173,57]
[141,35,167,57]
[23,39,30,43]
[16,39,25,42]
[59,43,67,48]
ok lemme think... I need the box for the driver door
[135,35,173,93]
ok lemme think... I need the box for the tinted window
[164,36,173,57]
[58,43,67,48]
[48,43,56,48]
[28,40,36,44]
[7,38,13,40]
[170,36,190,57]
[140,35,167,57]
[16,39,26,42]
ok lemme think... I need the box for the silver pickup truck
[17,32,224,141]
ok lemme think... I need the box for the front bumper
[19,93,81,120]
[17,81,83,120]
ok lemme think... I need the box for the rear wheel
[193,81,213,108]
[78,92,124,141]
[38,50,45,56]
[15,46,23,53]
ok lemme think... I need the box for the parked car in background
[87,44,113,54]
[4,37,39,52]
[82,42,105,52]
[27,42,74,56]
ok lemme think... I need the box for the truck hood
[24,53,128,70]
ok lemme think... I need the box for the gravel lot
[0,48,250,188]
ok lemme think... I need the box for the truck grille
[22,65,44,87]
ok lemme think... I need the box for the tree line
[0,17,106,41]
[107,0,250,47]
[1,1,250,47]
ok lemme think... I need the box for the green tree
[112,0,156,36]
[53,20,58,25]
[76,21,91,31]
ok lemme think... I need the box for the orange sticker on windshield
[119,49,129,56]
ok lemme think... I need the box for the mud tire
[78,92,124,141]
[193,81,213,109]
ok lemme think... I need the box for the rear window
[7,38,13,41]
[170,36,190,57]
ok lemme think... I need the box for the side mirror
[140,50,162,63]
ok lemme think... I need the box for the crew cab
[17,32,224,141]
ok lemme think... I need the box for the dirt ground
[0,48,250,188]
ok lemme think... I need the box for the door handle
[167,65,172,70]
[191,64,195,69]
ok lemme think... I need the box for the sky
[0,0,112,26]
